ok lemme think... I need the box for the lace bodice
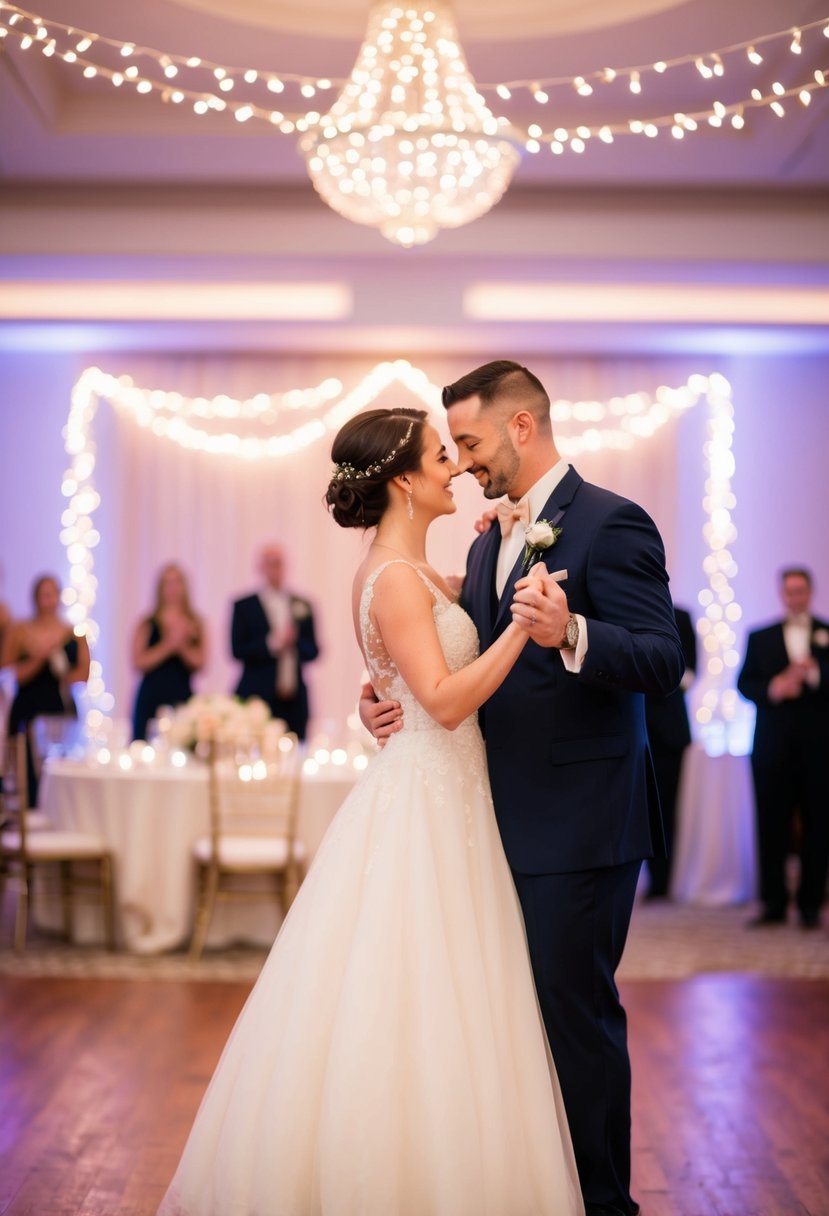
[359,560,480,732]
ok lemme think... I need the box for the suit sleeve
[577,500,685,697]
[736,631,775,707]
[296,606,320,665]
[231,601,272,664]
[677,607,697,674]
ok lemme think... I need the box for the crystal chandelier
[299,1,522,247]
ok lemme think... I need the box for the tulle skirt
[159,722,583,1215]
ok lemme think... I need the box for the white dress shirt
[259,586,298,698]
[783,614,820,689]
[494,459,587,673]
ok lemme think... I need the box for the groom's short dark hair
[442,361,549,414]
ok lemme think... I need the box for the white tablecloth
[37,758,360,953]
[671,744,758,905]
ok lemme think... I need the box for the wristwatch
[560,614,579,650]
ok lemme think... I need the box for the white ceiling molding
[165,0,688,40]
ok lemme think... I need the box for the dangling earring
[405,487,414,521]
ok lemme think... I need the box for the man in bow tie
[363,360,683,1216]
[737,566,829,930]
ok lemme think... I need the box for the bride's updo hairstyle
[326,407,428,529]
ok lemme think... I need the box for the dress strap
[361,560,445,608]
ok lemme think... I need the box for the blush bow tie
[495,498,531,538]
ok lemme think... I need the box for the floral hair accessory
[332,420,414,481]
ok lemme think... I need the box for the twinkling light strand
[551,380,704,456]
[62,366,735,727]
[61,361,445,721]
[1,3,825,153]
[0,0,345,92]
[534,77,828,152]
[688,374,750,754]
[478,17,829,96]
[2,1,825,106]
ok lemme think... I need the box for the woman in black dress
[131,564,206,740]
[3,574,90,805]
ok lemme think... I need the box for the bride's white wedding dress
[159,562,583,1216]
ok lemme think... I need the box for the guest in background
[0,597,11,793]
[231,544,319,739]
[0,598,9,659]
[645,604,697,898]
[2,574,90,804]
[131,563,206,741]
[737,567,829,930]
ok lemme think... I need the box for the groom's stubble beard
[479,427,521,500]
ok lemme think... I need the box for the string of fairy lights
[1,2,827,151]
[62,364,737,744]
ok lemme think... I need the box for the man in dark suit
[644,605,696,898]
[439,362,682,1216]
[737,566,829,930]
[231,544,319,740]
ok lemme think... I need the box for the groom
[366,362,682,1215]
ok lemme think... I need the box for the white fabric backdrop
[85,353,720,733]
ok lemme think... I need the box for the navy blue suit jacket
[645,606,696,754]
[737,616,829,760]
[461,466,683,875]
[231,593,319,735]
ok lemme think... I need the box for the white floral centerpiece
[165,694,274,750]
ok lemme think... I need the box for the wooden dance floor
[1,974,827,1214]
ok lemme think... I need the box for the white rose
[524,521,557,549]
[813,628,829,648]
[292,601,310,621]
[245,697,272,726]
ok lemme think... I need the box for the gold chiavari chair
[188,729,303,961]
[0,731,116,954]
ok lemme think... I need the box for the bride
[159,407,583,1216]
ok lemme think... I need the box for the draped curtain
[85,352,722,735]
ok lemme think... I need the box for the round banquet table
[670,743,758,905]
[36,757,361,953]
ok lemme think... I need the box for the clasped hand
[360,564,573,748]
[510,563,570,648]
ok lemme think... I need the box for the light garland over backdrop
[1,0,827,243]
[61,362,742,752]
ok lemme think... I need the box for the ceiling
[1,0,828,354]
[1,0,828,186]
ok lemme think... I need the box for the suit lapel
[493,466,582,633]
[472,528,500,640]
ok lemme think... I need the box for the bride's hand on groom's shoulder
[359,681,404,747]
[511,564,569,647]
[473,509,497,535]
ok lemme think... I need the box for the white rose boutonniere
[521,520,563,573]
[292,601,311,621]
[813,628,829,648]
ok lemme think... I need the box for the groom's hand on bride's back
[359,680,404,747]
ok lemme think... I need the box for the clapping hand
[48,647,70,680]
[166,618,197,654]
[511,565,570,648]
[267,623,297,655]
[769,660,815,702]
